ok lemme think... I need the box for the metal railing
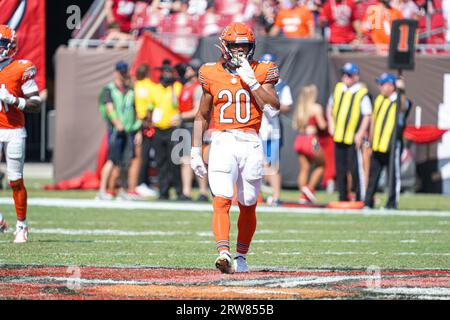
[68,38,139,50]
[71,0,106,40]
[329,43,450,55]
[68,34,450,56]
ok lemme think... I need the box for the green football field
[1,207,450,269]
[0,178,449,270]
[1,179,450,299]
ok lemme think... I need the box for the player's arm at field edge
[21,91,42,113]
[192,88,213,148]
[251,83,280,112]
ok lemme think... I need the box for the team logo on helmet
[0,25,18,61]
[219,22,256,68]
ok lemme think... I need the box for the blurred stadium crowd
[96,0,450,48]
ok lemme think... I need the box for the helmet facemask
[221,40,255,68]
[0,39,11,61]
[0,31,17,62]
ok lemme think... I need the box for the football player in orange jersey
[0,25,42,243]
[191,22,280,273]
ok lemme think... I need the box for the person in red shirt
[269,0,315,38]
[319,0,360,44]
[105,0,138,33]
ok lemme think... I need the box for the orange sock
[212,196,232,253]
[10,179,27,221]
[236,202,257,255]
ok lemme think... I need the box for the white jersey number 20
[218,89,251,124]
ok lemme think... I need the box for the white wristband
[263,104,280,118]
[249,81,261,91]
[191,146,202,157]
[17,98,26,111]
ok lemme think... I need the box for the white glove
[191,146,207,178]
[236,57,260,91]
[0,84,25,110]
[0,84,17,105]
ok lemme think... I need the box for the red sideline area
[43,134,108,190]
[404,125,449,144]
[280,201,365,209]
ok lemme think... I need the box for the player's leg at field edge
[10,178,27,222]
[212,196,232,253]
[236,202,257,257]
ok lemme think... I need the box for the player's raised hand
[236,57,260,91]
[0,84,18,105]
[190,146,207,178]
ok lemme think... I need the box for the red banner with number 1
[0,0,46,91]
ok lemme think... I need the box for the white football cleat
[215,251,233,274]
[233,256,249,273]
[95,191,114,200]
[0,214,7,234]
[135,183,158,197]
[14,222,28,243]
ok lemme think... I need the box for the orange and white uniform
[362,3,403,45]
[199,60,279,205]
[273,5,314,38]
[0,58,38,180]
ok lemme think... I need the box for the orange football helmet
[219,22,256,67]
[0,25,18,61]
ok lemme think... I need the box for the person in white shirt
[258,53,293,206]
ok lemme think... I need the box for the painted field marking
[0,198,449,217]
[8,227,445,237]
[29,228,188,236]
[366,287,450,296]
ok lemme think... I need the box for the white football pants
[0,128,27,181]
[208,130,264,206]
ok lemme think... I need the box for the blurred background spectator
[105,0,140,34]
[444,0,450,42]
[150,60,184,200]
[293,84,327,204]
[258,53,293,206]
[361,0,404,46]
[66,0,449,51]
[269,0,315,38]
[134,64,159,198]
[319,0,361,44]
[98,61,143,200]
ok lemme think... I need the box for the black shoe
[177,195,192,201]
[158,195,169,201]
[197,194,209,202]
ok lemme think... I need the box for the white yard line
[366,287,450,296]
[30,228,188,236]
[0,198,449,217]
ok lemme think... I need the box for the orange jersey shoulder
[198,62,219,93]
[0,60,37,95]
[253,60,280,85]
